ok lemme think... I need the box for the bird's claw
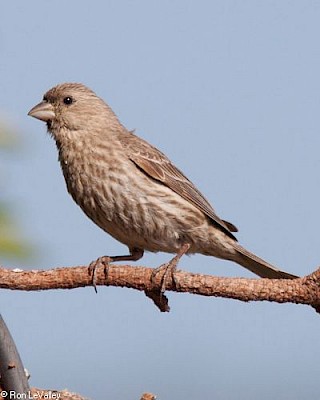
[151,262,171,294]
[151,244,190,294]
[88,256,112,293]
[151,258,179,294]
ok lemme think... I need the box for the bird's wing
[119,131,237,240]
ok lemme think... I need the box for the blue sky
[1,1,320,399]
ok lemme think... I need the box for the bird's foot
[88,256,112,293]
[88,248,144,293]
[151,261,174,294]
[151,243,191,294]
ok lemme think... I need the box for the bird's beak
[28,101,55,122]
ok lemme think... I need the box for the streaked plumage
[28,83,297,279]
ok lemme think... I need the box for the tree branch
[0,315,31,397]
[0,263,319,313]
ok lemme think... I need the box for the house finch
[28,83,297,280]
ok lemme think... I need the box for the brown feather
[119,131,237,240]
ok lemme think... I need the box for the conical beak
[28,101,55,122]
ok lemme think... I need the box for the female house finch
[28,83,297,280]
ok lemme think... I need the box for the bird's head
[28,83,121,143]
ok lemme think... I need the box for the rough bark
[0,263,318,313]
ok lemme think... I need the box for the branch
[0,315,31,397]
[0,263,319,313]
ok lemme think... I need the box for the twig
[0,264,318,313]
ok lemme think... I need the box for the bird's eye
[63,96,73,105]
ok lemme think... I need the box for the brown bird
[28,83,297,281]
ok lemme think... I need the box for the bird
[28,82,297,283]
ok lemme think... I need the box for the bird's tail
[232,242,298,279]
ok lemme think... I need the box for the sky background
[1,1,320,399]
